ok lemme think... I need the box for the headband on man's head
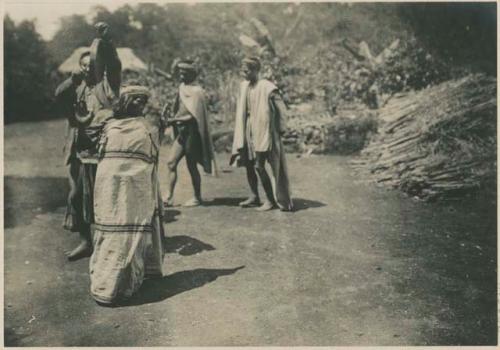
[178,62,196,70]
[114,85,150,116]
[120,85,151,99]
[242,56,261,71]
[177,58,198,73]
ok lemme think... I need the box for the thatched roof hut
[58,47,147,73]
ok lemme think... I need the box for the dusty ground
[3,119,497,346]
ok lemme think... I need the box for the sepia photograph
[2,0,498,347]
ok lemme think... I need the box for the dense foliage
[4,3,496,124]
[400,2,497,75]
[4,16,56,123]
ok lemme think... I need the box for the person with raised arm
[55,22,121,260]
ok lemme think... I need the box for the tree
[125,3,178,69]
[91,5,137,47]
[4,15,55,123]
[48,14,94,64]
[399,2,497,75]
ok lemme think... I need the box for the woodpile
[351,74,497,200]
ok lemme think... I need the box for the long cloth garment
[230,79,293,211]
[89,116,165,304]
[176,83,217,175]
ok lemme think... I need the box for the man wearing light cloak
[230,56,293,212]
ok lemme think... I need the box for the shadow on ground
[164,235,216,256]
[385,194,497,345]
[204,197,326,211]
[292,198,326,211]
[120,266,245,307]
[205,197,247,207]
[4,327,30,347]
[4,176,68,228]
[163,209,181,223]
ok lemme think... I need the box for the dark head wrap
[115,85,150,117]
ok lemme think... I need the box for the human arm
[55,76,77,101]
[74,110,94,125]
[54,69,84,111]
[167,95,193,125]
[270,90,288,135]
[167,113,193,125]
[159,100,190,127]
[159,101,172,129]
[91,22,122,94]
[77,110,111,152]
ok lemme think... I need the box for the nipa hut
[58,47,147,74]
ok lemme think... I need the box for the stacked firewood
[351,74,497,200]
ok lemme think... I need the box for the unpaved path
[4,119,497,346]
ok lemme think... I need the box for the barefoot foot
[183,198,201,207]
[163,198,174,207]
[256,201,277,212]
[239,197,261,208]
[65,241,92,261]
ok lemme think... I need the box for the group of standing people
[55,23,293,305]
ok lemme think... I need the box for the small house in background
[58,47,148,74]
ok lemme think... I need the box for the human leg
[164,139,185,206]
[63,160,79,230]
[255,153,277,211]
[65,161,93,261]
[65,226,93,261]
[239,160,261,207]
[184,154,202,206]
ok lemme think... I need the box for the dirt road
[4,120,497,346]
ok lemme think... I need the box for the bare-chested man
[163,59,216,207]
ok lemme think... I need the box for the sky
[3,1,317,41]
[4,1,130,40]
[3,1,314,41]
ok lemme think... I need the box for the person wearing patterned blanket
[89,85,165,305]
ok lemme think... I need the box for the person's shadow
[204,197,248,207]
[163,209,181,223]
[204,197,326,211]
[121,266,245,307]
[291,198,326,212]
[163,235,215,256]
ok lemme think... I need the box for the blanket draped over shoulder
[231,79,293,211]
[89,116,164,304]
[179,83,217,175]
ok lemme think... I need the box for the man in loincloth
[230,56,293,211]
[163,59,216,207]
[55,22,121,260]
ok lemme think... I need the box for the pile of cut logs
[351,74,497,200]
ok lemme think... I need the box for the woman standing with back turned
[89,85,165,305]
